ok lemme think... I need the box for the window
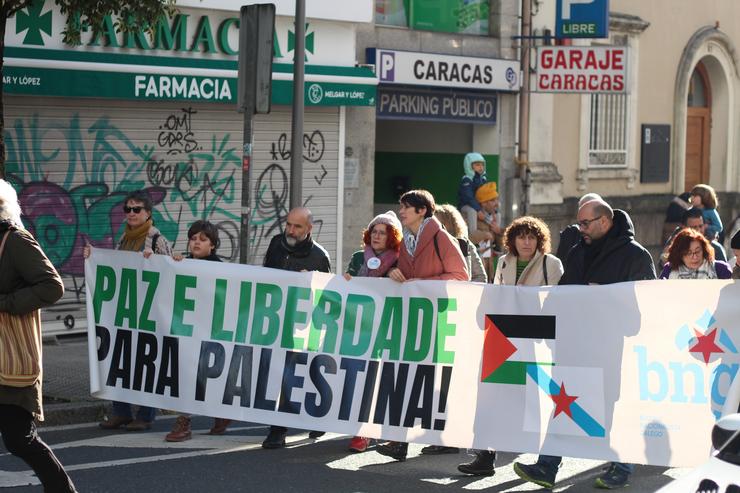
[588,93,628,166]
[375,0,490,35]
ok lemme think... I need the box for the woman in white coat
[458,215,563,477]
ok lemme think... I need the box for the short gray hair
[0,179,23,227]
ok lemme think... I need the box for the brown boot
[165,416,192,442]
[209,418,232,435]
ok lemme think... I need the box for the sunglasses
[123,206,145,214]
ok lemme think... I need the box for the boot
[209,418,232,435]
[458,451,496,476]
[376,441,408,461]
[165,416,192,442]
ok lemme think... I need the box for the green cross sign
[16,0,53,46]
[287,23,315,61]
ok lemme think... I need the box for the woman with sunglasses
[659,228,731,279]
[85,191,172,431]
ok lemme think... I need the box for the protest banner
[85,249,740,467]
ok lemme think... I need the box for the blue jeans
[112,401,156,422]
[537,455,634,476]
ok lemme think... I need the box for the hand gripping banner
[85,249,740,467]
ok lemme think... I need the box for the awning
[3,47,377,106]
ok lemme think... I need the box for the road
[1,416,691,492]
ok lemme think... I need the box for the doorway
[684,62,711,191]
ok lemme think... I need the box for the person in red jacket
[377,189,468,462]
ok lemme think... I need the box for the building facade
[528,0,740,256]
[4,0,377,334]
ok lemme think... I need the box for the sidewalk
[40,335,110,426]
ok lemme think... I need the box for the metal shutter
[4,96,340,334]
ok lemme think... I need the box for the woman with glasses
[84,190,172,431]
[659,228,731,279]
[343,211,403,452]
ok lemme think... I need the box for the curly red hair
[362,223,402,252]
[503,216,551,256]
[667,227,714,269]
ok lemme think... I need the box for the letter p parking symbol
[379,51,395,82]
[561,0,595,20]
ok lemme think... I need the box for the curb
[40,401,110,427]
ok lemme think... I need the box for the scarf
[669,259,717,279]
[358,245,399,277]
[403,217,432,258]
[119,218,152,252]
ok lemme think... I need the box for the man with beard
[514,199,655,490]
[261,207,331,448]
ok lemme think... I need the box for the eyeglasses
[577,216,602,229]
[123,206,144,214]
[683,248,703,258]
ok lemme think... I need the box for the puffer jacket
[457,152,487,211]
[397,217,468,281]
[560,209,656,285]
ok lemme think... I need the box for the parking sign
[556,0,609,38]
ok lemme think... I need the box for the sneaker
[513,462,556,489]
[262,428,287,449]
[594,463,630,489]
[457,451,496,476]
[209,418,232,435]
[125,419,153,431]
[99,416,132,430]
[165,416,192,442]
[376,441,408,461]
[308,431,325,439]
[348,436,370,453]
[421,445,459,455]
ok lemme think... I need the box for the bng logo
[634,310,738,418]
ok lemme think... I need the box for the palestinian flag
[481,314,556,385]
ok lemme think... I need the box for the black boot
[458,450,496,476]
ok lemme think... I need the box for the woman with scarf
[377,189,468,462]
[85,191,172,431]
[343,211,403,452]
[660,228,731,279]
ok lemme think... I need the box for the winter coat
[397,217,468,281]
[461,238,487,282]
[493,250,563,286]
[556,224,580,267]
[0,221,64,420]
[263,233,331,273]
[733,264,740,280]
[560,209,657,285]
[659,260,732,279]
[457,153,487,211]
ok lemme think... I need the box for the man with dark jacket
[261,207,331,449]
[514,199,656,490]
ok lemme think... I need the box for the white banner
[85,249,740,467]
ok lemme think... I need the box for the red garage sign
[536,46,628,93]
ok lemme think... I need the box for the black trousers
[0,404,76,493]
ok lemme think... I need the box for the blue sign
[377,87,497,125]
[555,0,609,38]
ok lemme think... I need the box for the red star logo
[689,328,724,364]
[550,383,578,419]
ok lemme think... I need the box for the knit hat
[731,229,740,249]
[368,210,402,233]
[475,182,498,203]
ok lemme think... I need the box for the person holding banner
[85,191,173,431]
[659,228,731,280]
[261,207,332,449]
[434,204,487,283]
[343,210,403,453]
[0,179,78,492]
[514,199,656,490]
[457,215,563,476]
[377,189,468,462]
[165,220,234,442]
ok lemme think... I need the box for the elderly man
[261,207,331,448]
[514,199,655,490]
